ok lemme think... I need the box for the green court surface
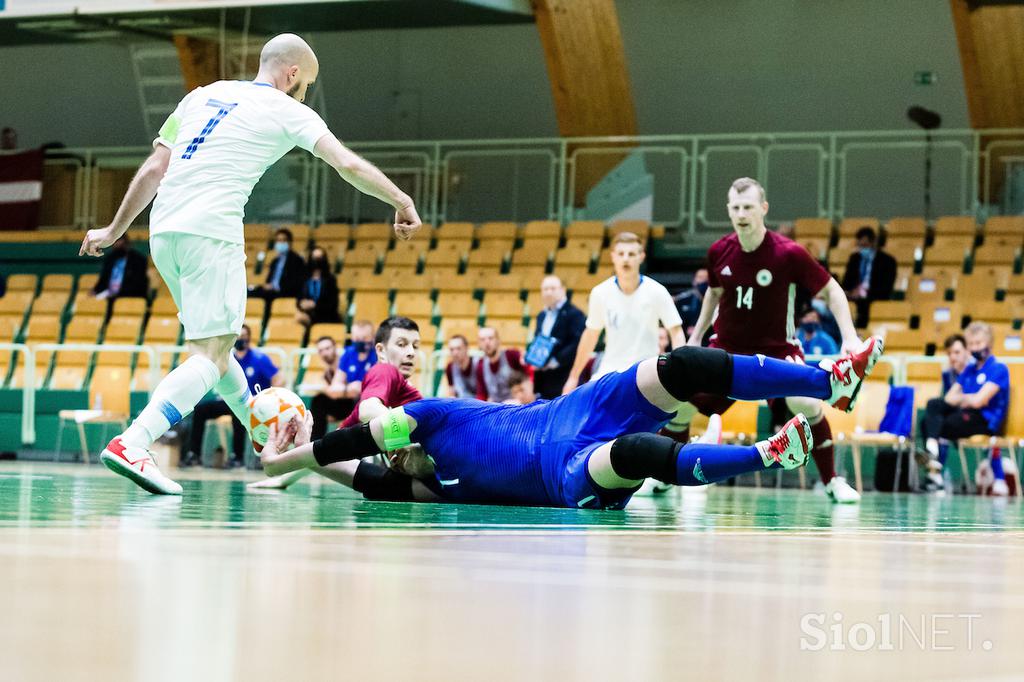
[1,462,1022,681]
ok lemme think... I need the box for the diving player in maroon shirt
[679,177,867,503]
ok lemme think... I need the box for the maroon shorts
[688,340,804,417]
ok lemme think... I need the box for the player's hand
[393,204,422,241]
[79,226,119,257]
[294,411,313,447]
[561,376,579,395]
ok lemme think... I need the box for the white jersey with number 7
[150,79,330,245]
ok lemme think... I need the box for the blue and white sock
[729,354,831,401]
[121,355,221,450]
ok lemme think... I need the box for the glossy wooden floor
[1,462,1022,681]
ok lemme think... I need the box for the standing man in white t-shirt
[79,34,421,494]
[562,232,685,394]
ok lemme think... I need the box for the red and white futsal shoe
[756,413,813,470]
[822,336,884,413]
[100,436,183,495]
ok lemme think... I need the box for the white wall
[0,0,968,149]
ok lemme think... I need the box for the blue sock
[674,442,770,485]
[938,441,949,466]
[728,354,831,401]
[991,451,1006,480]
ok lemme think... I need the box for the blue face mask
[696,282,709,296]
[859,247,873,259]
[274,241,289,254]
[353,341,371,354]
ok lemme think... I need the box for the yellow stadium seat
[968,298,1022,326]
[934,215,977,237]
[111,297,146,317]
[387,241,423,269]
[828,245,855,272]
[522,220,561,240]
[0,291,34,316]
[882,328,928,354]
[555,242,598,268]
[269,297,297,318]
[103,316,143,344]
[343,243,384,270]
[718,400,762,443]
[390,271,435,294]
[477,222,517,242]
[514,238,556,267]
[423,242,465,270]
[474,271,523,293]
[918,302,964,336]
[905,270,957,304]
[63,316,103,343]
[486,319,530,347]
[31,292,70,318]
[6,274,36,293]
[0,315,21,342]
[264,317,305,346]
[392,293,434,319]
[957,267,1011,302]
[869,300,912,332]
[466,243,509,270]
[244,224,273,243]
[76,273,100,293]
[566,221,606,240]
[335,267,374,292]
[884,216,927,241]
[983,216,1024,239]
[313,223,351,242]
[924,239,972,269]
[437,318,479,344]
[436,222,475,242]
[436,292,480,320]
[995,328,1024,357]
[793,218,833,240]
[434,273,476,294]
[41,274,73,294]
[571,272,612,296]
[974,239,1021,266]
[483,293,525,321]
[143,316,182,345]
[884,240,923,267]
[799,239,828,260]
[309,323,348,344]
[350,292,391,323]
[609,220,650,241]
[352,223,392,243]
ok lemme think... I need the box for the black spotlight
[907,106,942,130]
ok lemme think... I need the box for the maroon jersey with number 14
[706,230,832,358]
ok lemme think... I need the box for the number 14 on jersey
[735,286,754,310]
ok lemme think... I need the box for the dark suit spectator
[93,235,149,299]
[920,323,1011,494]
[842,226,897,328]
[183,325,283,468]
[673,268,709,337]
[0,273,6,298]
[527,275,586,399]
[445,334,479,398]
[476,326,528,403]
[296,246,341,327]
[250,227,306,300]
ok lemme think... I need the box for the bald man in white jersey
[80,34,421,494]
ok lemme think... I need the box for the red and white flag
[0,149,44,231]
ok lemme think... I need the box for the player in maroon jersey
[677,177,867,503]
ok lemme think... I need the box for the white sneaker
[756,414,813,470]
[637,478,674,495]
[822,336,884,412]
[100,436,183,495]
[825,476,861,504]
[992,478,1010,497]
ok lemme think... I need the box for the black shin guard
[352,461,416,501]
[655,346,733,402]
[313,423,382,466]
[609,432,681,483]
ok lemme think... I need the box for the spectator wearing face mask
[841,226,897,328]
[797,307,838,356]
[920,322,1011,494]
[182,324,284,468]
[295,246,341,327]
[941,333,969,395]
[308,323,377,439]
[674,268,709,338]
[250,227,306,300]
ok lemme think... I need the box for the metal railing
[42,127,1024,237]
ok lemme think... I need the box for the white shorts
[150,232,246,340]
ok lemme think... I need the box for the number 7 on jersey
[181,99,238,160]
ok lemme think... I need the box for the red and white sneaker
[756,414,813,470]
[822,336,884,412]
[100,437,183,495]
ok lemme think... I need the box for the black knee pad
[609,432,681,483]
[352,461,416,501]
[655,346,733,402]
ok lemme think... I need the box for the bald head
[257,33,319,102]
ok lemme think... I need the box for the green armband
[382,406,412,451]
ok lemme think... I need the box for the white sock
[926,438,940,459]
[122,355,222,449]
[216,354,253,427]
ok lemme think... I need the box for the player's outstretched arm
[79,145,171,257]
[562,327,601,395]
[686,287,722,346]
[313,135,422,240]
[819,278,861,353]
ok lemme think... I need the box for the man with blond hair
[563,231,685,394]
[79,33,421,494]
